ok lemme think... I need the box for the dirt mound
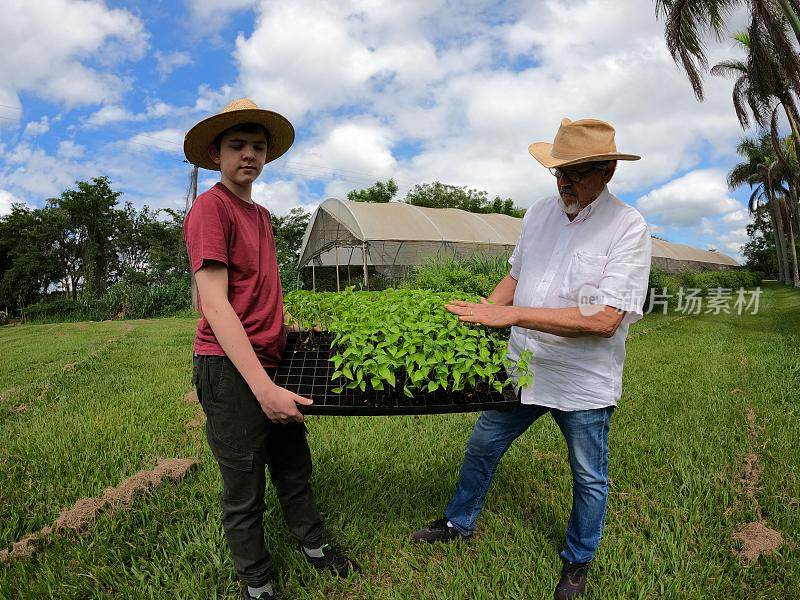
[734,522,784,562]
[184,390,198,404]
[0,458,199,565]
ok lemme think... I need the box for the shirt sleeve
[184,194,231,274]
[508,207,530,280]
[598,217,652,326]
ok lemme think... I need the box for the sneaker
[554,557,590,599]
[302,543,360,576]
[240,583,279,600]
[411,518,470,544]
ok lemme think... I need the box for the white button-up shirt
[507,186,652,411]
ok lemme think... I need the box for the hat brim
[528,142,640,169]
[184,108,295,171]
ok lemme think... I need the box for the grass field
[0,282,798,599]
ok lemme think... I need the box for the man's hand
[445,299,518,328]
[256,384,313,424]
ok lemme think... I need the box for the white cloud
[187,0,257,30]
[636,169,742,226]
[127,128,184,155]
[0,0,148,111]
[154,50,192,80]
[252,179,315,215]
[85,104,136,127]
[23,116,50,136]
[0,189,25,215]
[0,142,92,199]
[57,140,86,159]
[722,209,751,226]
[84,99,182,128]
[717,226,750,258]
[293,120,397,181]
[224,0,747,209]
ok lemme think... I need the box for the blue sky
[0,0,760,259]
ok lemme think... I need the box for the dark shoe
[303,543,361,576]
[411,518,470,544]
[241,583,279,600]
[554,558,590,599]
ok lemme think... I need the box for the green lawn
[0,283,798,599]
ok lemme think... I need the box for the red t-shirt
[183,182,286,367]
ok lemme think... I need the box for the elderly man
[411,118,652,599]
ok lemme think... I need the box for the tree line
[0,177,525,318]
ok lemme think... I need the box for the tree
[728,133,799,285]
[654,0,800,101]
[404,182,524,217]
[271,207,312,291]
[55,177,121,297]
[0,205,64,312]
[742,203,780,276]
[347,179,398,203]
[115,204,187,285]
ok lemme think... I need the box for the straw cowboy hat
[528,118,640,169]
[184,98,295,171]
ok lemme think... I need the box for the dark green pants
[193,355,324,587]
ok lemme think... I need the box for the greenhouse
[297,198,739,288]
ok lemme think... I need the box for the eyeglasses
[549,163,607,181]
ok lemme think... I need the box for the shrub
[22,278,192,323]
[681,270,762,293]
[402,253,510,297]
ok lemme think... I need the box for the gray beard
[558,195,582,215]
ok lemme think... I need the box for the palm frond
[663,0,713,100]
[752,0,800,95]
[770,106,795,180]
[748,186,766,213]
[731,75,752,128]
[728,161,757,189]
[732,29,750,47]
[710,59,747,77]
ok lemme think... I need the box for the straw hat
[184,98,295,171]
[528,118,640,169]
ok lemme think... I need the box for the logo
[577,284,605,316]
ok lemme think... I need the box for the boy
[183,98,357,600]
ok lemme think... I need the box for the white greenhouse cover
[298,198,739,269]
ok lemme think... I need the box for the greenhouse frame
[297,198,739,289]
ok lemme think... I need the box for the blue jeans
[444,403,614,564]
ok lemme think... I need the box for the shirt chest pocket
[558,251,608,301]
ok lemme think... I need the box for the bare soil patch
[183,390,198,404]
[734,522,784,563]
[0,458,199,565]
[731,408,783,563]
[187,412,206,429]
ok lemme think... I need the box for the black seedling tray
[271,332,521,416]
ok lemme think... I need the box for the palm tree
[712,30,800,251]
[729,134,799,285]
[654,0,800,101]
[656,1,800,285]
[711,31,800,131]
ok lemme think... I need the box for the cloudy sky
[0,0,758,258]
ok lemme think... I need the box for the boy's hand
[257,384,313,423]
